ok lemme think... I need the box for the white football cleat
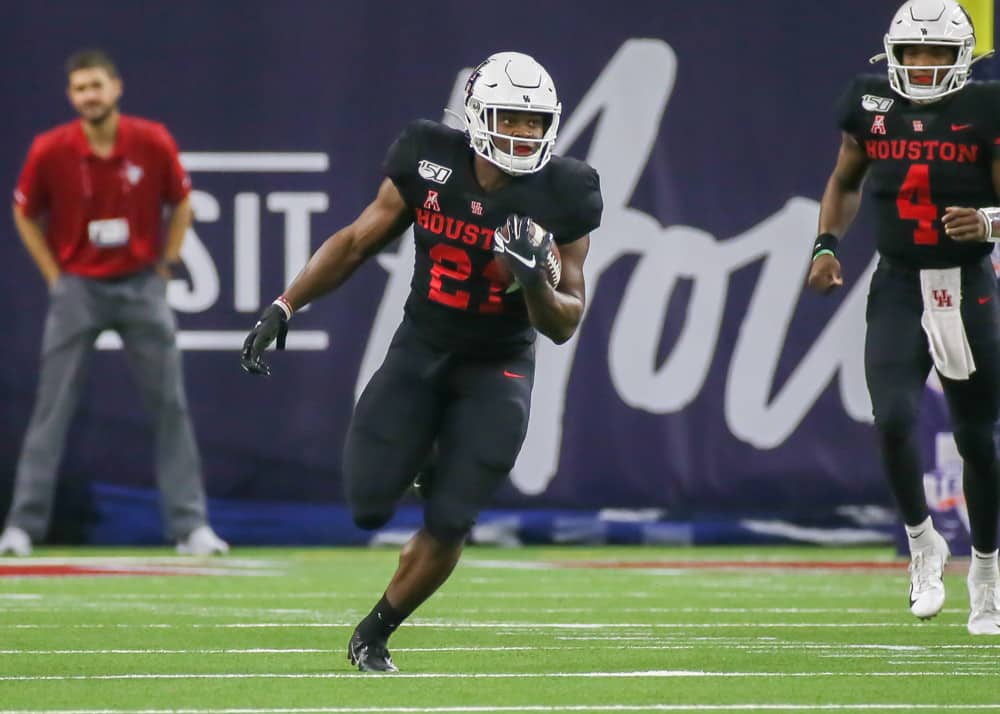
[908,529,950,619]
[0,526,32,557]
[176,525,229,556]
[967,579,1000,635]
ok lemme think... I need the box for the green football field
[1,546,998,712]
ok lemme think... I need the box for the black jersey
[382,120,603,355]
[837,75,1000,268]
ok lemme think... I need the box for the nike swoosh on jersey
[952,123,972,131]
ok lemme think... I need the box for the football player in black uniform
[241,52,602,669]
[809,0,1000,634]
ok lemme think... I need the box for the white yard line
[0,621,961,630]
[4,706,1000,714]
[0,649,336,655]
[11,589,895,601]
[2,670,999,681]
[5,643,1000,655]
[0,592,674,600]
[0,603,951,616]
[0,557,280,567]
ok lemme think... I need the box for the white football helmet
[877,0,977,102]
[463,52,561,175]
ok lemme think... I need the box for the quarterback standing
[809,0,1000,633]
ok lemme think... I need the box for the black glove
[240,304,288,376]
[493,213,554,289]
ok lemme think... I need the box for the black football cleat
[348,631,399,673]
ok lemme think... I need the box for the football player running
[809,0,1000,634]
[241,52,602,670]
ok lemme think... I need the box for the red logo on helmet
[464,60,489,100]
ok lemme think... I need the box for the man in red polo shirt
[0,49,228,557]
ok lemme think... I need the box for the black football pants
[343,318,534,543]
[865,256,1000,551]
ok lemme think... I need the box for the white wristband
[977,207,1000,243]
[272,297,293,320]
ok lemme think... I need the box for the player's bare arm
[284,178,411,311]
[521,234,589,345]
[241,178,411,375]
[808,132,869,295]
[12,204,60,288]
[943,159,1000,242]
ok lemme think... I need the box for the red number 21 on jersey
[428,244,506,313]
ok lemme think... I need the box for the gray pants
[6,270,207,542]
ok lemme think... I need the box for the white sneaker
[968,579,1000,635]
[908,529,950,619]
[176,525,229,556]
[0,526,32,557]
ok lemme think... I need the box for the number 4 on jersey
[896,163,939,245]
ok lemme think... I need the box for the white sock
[906,516,937,553]
[970,548,999,584]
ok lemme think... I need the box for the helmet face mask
[882,0,976,103]
[464,52,561,176]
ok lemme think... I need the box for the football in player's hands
[491,215,562,291]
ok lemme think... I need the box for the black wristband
[812,232,839,260]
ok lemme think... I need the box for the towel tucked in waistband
[919,267,976,380]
